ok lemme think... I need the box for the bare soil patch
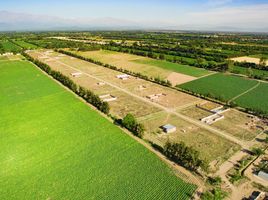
[231,56,267,66]
[167,72,196,86]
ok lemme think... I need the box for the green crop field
[0,59,196,199]
[235,82,268,114]
[0,40,22,52]
[178,73,258,101]
[13,40,38,49]
[133,58,210,77]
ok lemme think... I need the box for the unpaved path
[215,150,249,200]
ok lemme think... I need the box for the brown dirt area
[167,72,197,86]
[212,109,267,141]
[139,112,240,164]
[231,56,268,66]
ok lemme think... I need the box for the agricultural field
[12,40,38,49]
[235,82,268,114]
[178,72,268,115]
[69,50,212,85]
[0,40,21,53]
[178,73,259,101]
[0,59,196,199]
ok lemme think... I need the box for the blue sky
[0,0,267,31]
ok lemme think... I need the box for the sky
[0,0,267,32]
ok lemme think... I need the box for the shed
[258,171,268,181]
[71,72,82,78]
[116,74,130,80]
[162,124,176,133]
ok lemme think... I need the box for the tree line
[113,113,145,138]
[164,141,208,172]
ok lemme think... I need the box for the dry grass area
[198,101,221,110]
[38,50,200,109]
[73,50,171,79]
[212,109,267,141]
[231,56,268,66]
[167,72,197,86]
[139,112,240,163]
[178,105,212,120]
[28,50,160,118]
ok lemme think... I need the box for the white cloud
[182,4,268,31]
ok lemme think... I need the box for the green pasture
[0,60,195,199]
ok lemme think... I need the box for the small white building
[116,74,130,80]
[71,72,82,78]
[162,124,177,134]
[99,94,117,102]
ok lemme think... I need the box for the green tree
[252,147,264,156]
[259,56,267,67]
[246,67,253,77]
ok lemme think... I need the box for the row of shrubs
[113,113,145,138]
[150,141,208,172]
[57,49,172,87]
[23,52,110,114]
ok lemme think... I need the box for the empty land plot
[231,56,267,66]
[139,112,240,163]
[235,82,268,114]
[178,105,213,120]
[0,59,196,200]
[69,50,211,81]
[31,50,200,109]
[133,58,211,77]
[179,73,259,102]
[211,109,265,141]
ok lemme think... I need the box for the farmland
[69,50,211,85]
[1,30,268,200]
[232,65,268,79]
[235,82,268,114]
[0,40,21,53]
[12,40,38,49]
[178,73,259,101]
[0,59,197,199]
[27,49,247,165]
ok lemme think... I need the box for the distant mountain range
[0,10,267,33]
